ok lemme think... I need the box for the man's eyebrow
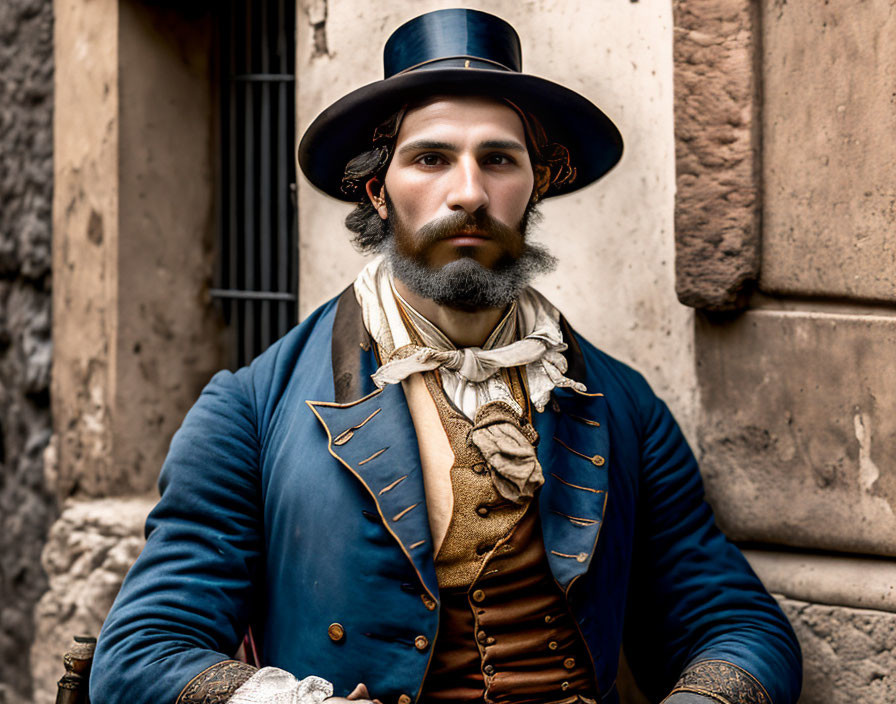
[478,139,527,152]
[397,140,457,156]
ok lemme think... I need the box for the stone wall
[0,1,55,701]
[674,1,896,702]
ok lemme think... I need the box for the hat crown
[383,9,522,78]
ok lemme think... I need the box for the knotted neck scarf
[354,257,588,501]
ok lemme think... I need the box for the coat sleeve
[90,369,263,704]
[621,385,802,704]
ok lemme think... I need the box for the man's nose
[446,158,489,214]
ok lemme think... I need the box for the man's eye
[484,153,515,166]
[416,154,444,166]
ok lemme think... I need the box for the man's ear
[365,179,388,220]
[532,165,551,202]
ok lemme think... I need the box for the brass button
[563,657,576,670]
[561,681,570,691]
[483,664,495,676]
[398,695,412,704]
[476,630,488,643]
[421,594,436,611]
[472,462,488,474]
[548,640,559,651]
[485,636,495,645]
[414,635,429,651]
[591,454,605,467]
[544,614,554,624]
[476,505,490,517]
[472,589,486,603]
[327,623,345,642]
[576,552,588,563]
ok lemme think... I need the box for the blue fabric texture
[90,293,801,704]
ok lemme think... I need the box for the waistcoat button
[563,657,576,669]
[548,640,559,650]
[327,623,345,642]
[472,589,486,603]
[414,635,429,651]
[483,664,496,676]
[398,695,412,704]
[420,594,436,611]
[561,681,570,691]
[476,630,488,643]
[544,614,553,624]
[476,505,490,517]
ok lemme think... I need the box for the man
[91,9,801,704]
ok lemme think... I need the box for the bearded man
[91,9,801,704]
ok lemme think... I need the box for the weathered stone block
[673,0,760,310]
[777,598,896,704]
[760,0,896,301]
[696,309,896,556]
[29,497,154,704]
[744,550,896,614]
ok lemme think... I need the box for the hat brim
[298,67,623,201]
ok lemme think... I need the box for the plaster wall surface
[52,0,119,500]
[52,1,223,500]
[0,0,55,699]
[295,1,695,439]
[114,2,223,495]
[760,0,896,301]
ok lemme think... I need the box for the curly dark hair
[341,100,576,254]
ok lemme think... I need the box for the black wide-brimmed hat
[298,8,623,201]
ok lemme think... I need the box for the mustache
[414,210,523,248]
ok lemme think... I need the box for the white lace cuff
[228,667,334,704]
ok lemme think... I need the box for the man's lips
[442,230,491,246]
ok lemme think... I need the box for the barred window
[212,0,298,369]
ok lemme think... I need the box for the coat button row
[414,635,429,651]
[328,623,345,642]
[420,594,436,611]
[398,695,412,704]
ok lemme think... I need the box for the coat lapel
[307,287,439,601]
[535,336,611,593]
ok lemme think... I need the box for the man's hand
[325,682,382,704]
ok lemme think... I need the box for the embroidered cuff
[176,660,258,704]
[663,660,772,704]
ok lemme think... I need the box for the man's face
[375,95,536,271]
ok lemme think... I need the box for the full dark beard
[384,201,557,311]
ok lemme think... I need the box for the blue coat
[91,289,801,704]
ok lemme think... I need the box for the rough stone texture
[744,549,896,614]
[760,0,896,302]
[296,0,699,442]
[696,309,896,556]
[672,0,760,311]
[29,497,154,704]
[0,0,55,700]
[777,598,896,704]
[53,0,223,499]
